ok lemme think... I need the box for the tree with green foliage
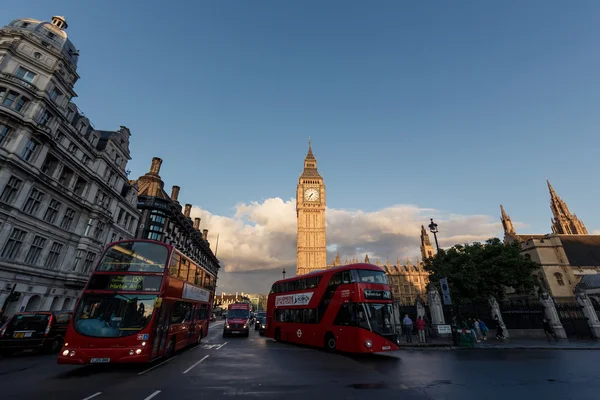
[422,237,539,304]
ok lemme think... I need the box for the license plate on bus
[382,346,391,350]
[90,358,111,363]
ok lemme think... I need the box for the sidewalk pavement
[398,337,600,350]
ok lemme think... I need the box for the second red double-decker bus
[265,263,401,353]
[57,239,217,365]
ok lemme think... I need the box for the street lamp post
[282,268,286,279]
[428,218,440,252]
[428,218,458,346]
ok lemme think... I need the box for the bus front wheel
[324,332,336,352]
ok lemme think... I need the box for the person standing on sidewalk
[494,315,505,339]
[543,318,558,341]
[402,314,413,343]
[477,318,488,340]
[415,316,426,343]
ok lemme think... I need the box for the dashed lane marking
[217,341,228,350]
[182,355,209,374]
[144,390,161,400]
[81,393,102,400]
[137,356,178,376]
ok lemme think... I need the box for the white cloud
[190,198,507,295]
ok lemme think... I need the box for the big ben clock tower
[296,139,327,276]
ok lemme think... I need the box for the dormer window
[50,87,62,102]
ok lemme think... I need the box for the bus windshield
[74,294,156,338]
[95,241,169,273]
[359,303,395,335]
[352,269,388,284]
[227,309,250,319]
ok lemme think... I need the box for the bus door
[151,301,171,360]
[187,304,199,345]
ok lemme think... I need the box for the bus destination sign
[363,289,392,300]
[87,274,163,292]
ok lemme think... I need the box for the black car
[258,317,267,336]
[0,311,72,356]
[254,312,266,330]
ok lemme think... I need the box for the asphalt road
[1,321,599,399]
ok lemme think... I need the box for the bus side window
[195,267,203,286]
[341,271,351,284]
[171,301,190,324]
[329,272,342,286]
[199,304,208,320]
[188,264,197,284]
[178,258,190,281]
[169,254,180,277]
[333,304,356,326]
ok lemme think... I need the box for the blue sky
[4,1,600,291]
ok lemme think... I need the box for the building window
[0,125,9,146]
[554,273,565,286]
[2,91,18,107]
[58,167,73,187]
[15,66,36,83]
[72,249,84,271]
[44,242,63,269]
[21,139,38,162]
[73,177,87,196]
[43,199,61,224]
[50,87,62,102]
[60,208,76,230]
[41,154,60,177]
[81,155,90,165]
[14,96,29,112]
[24,235,47,265]
[23,188,45,215]
[1,227,27,260]
[94,221,105,240]
[38,109,52,126]
[82,251,97,273]
[0,176,23,204]
[67,143,77,154]
[84,218,93,236]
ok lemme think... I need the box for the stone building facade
[132,157,220,280]
[296,140,327,276]
[502,180,599,300]
[0,16,139,317]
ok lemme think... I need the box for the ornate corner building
[0,16,140,316]
[133,157,220,280]
[296,140,327,276]
[501,180,599,301]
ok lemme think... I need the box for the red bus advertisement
[265,263,400,353]
[223,302,251,337]
[57,239,217,365]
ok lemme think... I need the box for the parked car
[0,311,72,356]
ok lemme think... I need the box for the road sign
[439,278,452,305]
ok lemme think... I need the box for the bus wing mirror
[154,298,163,308]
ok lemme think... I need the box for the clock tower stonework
[296,140,327,276]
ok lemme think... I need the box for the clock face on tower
[304,188,319,202]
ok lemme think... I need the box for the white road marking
[217,341,228,350]
[137,356,178,376]
[82,393,102,400]
[144,390,161,400]
[182,355,209,374]
[210,322,224,329]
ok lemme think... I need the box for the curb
[471,346,600,351]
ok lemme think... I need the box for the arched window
[554,272,565,286]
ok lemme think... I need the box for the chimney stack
[202,229,209,241]
[184,204,191,218]
[171,185,180,202]
[193,217,201,230]
[149,157,162,175]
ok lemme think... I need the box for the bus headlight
[365,339,373,348]
[396,336,401,346]
[135,349,142,355]
[62,350,69,356]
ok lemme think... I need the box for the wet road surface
[1,321,599,399]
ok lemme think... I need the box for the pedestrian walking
[494,315,505,339]
[473,318,482,341]
[416,316,426,343]
[402,314,413,343]
[543,318,558,342]
[478,319,488,340]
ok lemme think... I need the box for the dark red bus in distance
[265,263,400,353]
[57,239,218,365]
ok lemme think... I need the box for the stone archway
[25,295,42,312]
[61,298,72,311]
[50,297,61,311]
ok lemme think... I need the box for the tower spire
[500,204,516,236]
[420,225,435,260]
[547,179,588,234]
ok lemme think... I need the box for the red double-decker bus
[265,263,400,353]
[57,239,217,365]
